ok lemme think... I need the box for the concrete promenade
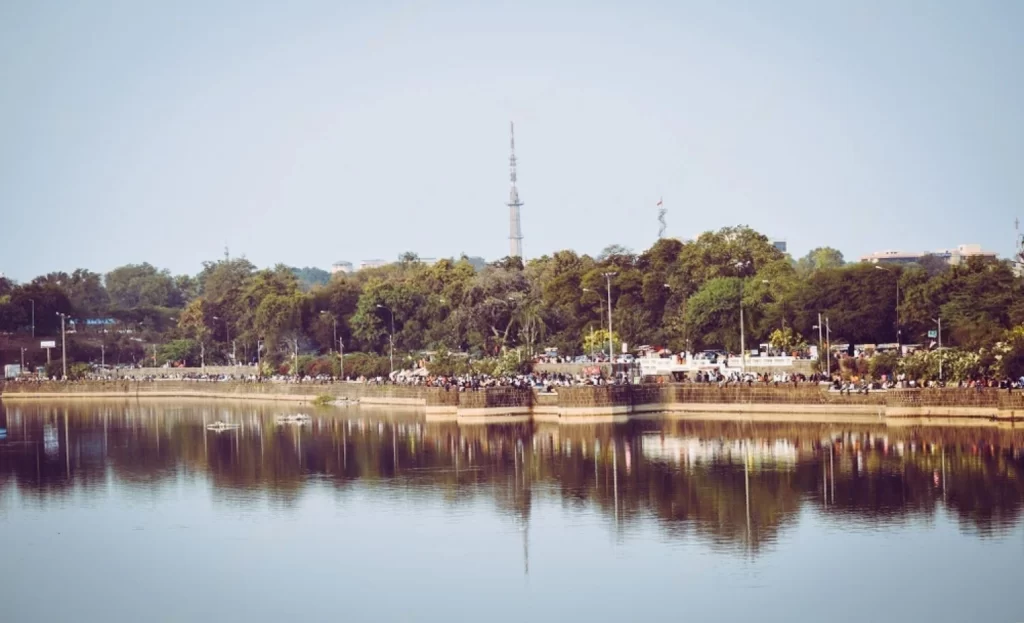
[3,380,1022,424]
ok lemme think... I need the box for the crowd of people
[377,371,626,392]
[5,365,1024,393]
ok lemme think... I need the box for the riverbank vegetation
[3,226,1024,380]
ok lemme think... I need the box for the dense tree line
[2,226,1023,375]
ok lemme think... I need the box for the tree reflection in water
[1,401,1022,555]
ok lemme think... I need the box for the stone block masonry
[2,381,1020,423]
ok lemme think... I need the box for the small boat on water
[275,414,312,425]
[206,421,240,432]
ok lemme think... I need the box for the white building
[860,244,997,266]
[330,261,354,275]
[358,259,391,271]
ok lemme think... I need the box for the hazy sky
[2,0,1023,281]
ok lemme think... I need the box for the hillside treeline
[2,227,1021,376]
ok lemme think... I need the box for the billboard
[40,340,56,349]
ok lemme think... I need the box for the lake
[0,400,1021,622]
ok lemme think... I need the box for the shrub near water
[342,353,391,378]
[312,394,334,407]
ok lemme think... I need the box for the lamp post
[256,337,263,378]
[933,316,943,382]
[29,299,35,338]
[320,311,343,379]
[603,272,617,362]
[583,288,605,359]
[813,314,832,378]
[376,304,395,376]
[734,261,751,373]
[56,312,67,379]
[874,265,900,352]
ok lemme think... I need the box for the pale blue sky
[2,0,1023,281]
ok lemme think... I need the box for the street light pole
[603,272,616,361]
[934,316,943,382]
[321,310,342,379]
[896,280,900,351]
[739,279,746,374]
[583,288,604,359]
[826,317,831,378]
[815,313,824,377]
[30,299,35,338]
[57,312,67,379]
[257,338,263,377]
[734,261,750,373]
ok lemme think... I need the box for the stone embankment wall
[0,380,429,405]
[3,381,1019,421]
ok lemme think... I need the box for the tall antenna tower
[657,197,666,238]
[1016,218,1024,266]
[507,121,524,259]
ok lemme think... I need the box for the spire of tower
[507,121,524,259]
[657,197,666,239]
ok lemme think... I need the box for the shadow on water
[1,400,1023,556]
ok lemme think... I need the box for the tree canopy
[2,226,1021,370]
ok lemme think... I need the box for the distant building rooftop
[358,259,391,270]
[860,244,997,266]
[330,261,354,275]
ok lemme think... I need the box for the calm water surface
[1,400,1022,622]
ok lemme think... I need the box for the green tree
[794,247,844,276]
[290,266,331,291]
[159,339,200,366]
[44,269,109,319]
[582,328,621,357]
[788,264,898,346]
[451,266,531,354]
[993,326,1024,380]
[685,277,743,352]
[868,352,899,379]
[768,327,806,354]
[105,263,177,309]
[427,347,471,376]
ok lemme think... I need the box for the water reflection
[2,401,1022,555]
